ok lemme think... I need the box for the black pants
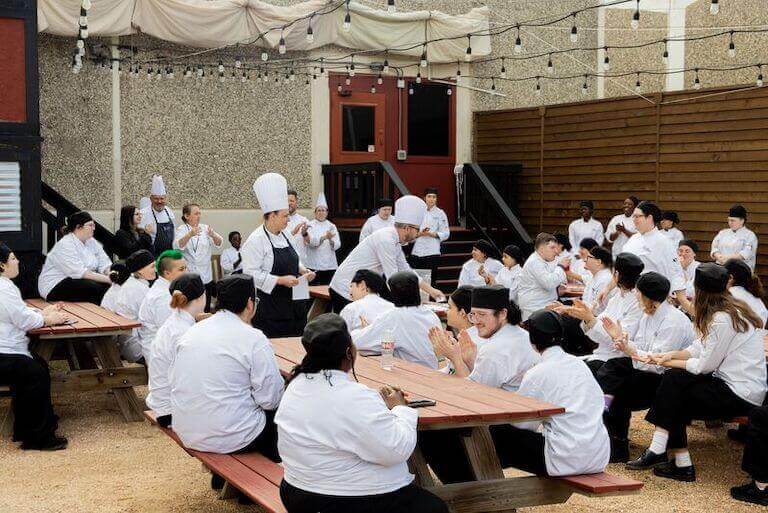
[157,414,172,429]
[279,481,448,513]
[560,316,596,356]
[645,368,756,449]
[742,405,768,482]
[596,358,662,441]
[420,424,548,485]
[47,277,109,305]
[408,254,440,286]
[204,281,217,313]
[232,409,281,463]
[585,358,605,376]
[329,287,351,314]
[0,354,58,444]
[312,270,335,286]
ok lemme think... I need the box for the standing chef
[242,173,316,338]
[303,193,341,285]
[141,175,176,256]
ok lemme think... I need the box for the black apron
[253,227,306,338]
[152,208,175,255]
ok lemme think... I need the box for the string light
[279,28,287,54]
[710,0,719,15]
[728,31,736,58]
[343,0,352,32]
[634,72,641,93]
[465,35,472,62]
[349,56,356,77]
[235,56,242,69]
[547,54,554,74]
[456,61,462,84]
[662,40,669,64]
[408,84,414,95]
[306,15,315,43]
[371,81,376,93]
[261,50,269,62]
[416,70,422,83]
[570,13,578,44]
[631,0,640,30]
[500,57,507,79]
[514,25,522,54]
[197,64,203,78]
[535,76,541,96]
[387,0,396,14]
[345,76,351,85]
[168,66,174,79]
[242,71,248,83]
[383,55,390,73]
[491,77,496,91]
[377,72,383,85]
[581,74,588,95]
[693,68,701,89]
[217,60,224,73]
[420,44,428,68]
[603,48,610,71]
[757,65,764,87]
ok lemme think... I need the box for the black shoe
[727,427,747,443]
[626,449,668,470]
[20,436,68,451]
[731,482,768,506]
[211,474,225,490]
[653,461,696,482]
[610,437,630,464]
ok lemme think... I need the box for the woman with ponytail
[114,250,156,363]
[725,258,767,327]
[146,273,205,428]
[275,313,448,513]
[100,261,130,312]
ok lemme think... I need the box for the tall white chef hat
[315,192,328,210]
[253,172,288,213]
[150,175,167,196]
[139,196,151,211]
[394,195,427,228]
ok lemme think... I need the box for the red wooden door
[330,91,386,164]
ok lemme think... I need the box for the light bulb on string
[455,61,462,84]
[383,56,390,73]
[79,14,87,27]
[728,31,736,58]
[235,57,242,69]
[343,0,352,31]
[514,25,522,54]
[319,58,325,76]
[80,27,89,39]
[535,76,541,96]
[387,0,395,13]
[147,67,153,80]
[465,35,472,62]
[371,83,376,93]
[284,73,290,84]
[261,50,269,62]
[168,66,174,79]
[416,71,422,84]
[603,48,610,71]
[290,67,296,81]
[219,70,225,83]
[305,78,310,86]
[76,39,84,49]
[547,54,554,74]
[631,0,640,30]
[337,83,343,92]
[218,61,224,73]
[82,0,91,10]
[184,66,191,78]
[420,45,428,68]
[242,71,248,83]
[581,75,588,95]
[197,64,203,78]
[570,14,578,44]
[491,77,496,91]
[758,65,764,87]
[78,45,85,57]
[662,40,669,64]
[263,70,270,82]
[377,73,383,85]
[447,88,452,96]
[693,68,701,89]
[306,15,315,43]
[345,76,351,85]
[710,0,719,15]
[635,73,641,94]
[500,57,507,79]
[231,70,237,81]
[279,28,287,54]
[349,56,356,77]
[408,85,414,95]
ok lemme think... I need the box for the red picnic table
[25,300,147,422]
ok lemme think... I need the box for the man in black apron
[152,208,175,255]
[143,175,176,256]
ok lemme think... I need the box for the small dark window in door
[407,84,450,156]
[342,105,376,152]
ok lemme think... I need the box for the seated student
[557,253,644,367]
[678,239,700,299]
[593,272,696,462]
[711,204,758,271]
[490,244,524,303]
[444,285,487,348]
[115,250,156,363]
[113,205,153,260]
[137,250,187,364]
[660,211,684,246]
[38,211,112,304]
[569,200,605,251]
[339,270,394,331]
[731,405,768,506]
[146,274,206,429]
[457,239,503,288]
[352,272,441,369]
[725,258,768,327]
[220,231,243,276]
[359,198,395,241]
[569,238,599,285]
[518,233,568,321]
[626,263,767,482]
[432,286,539,392]
[100,261,129,313]
[0,243,69,450]
[170,274,284,457]
[275,314,448,513]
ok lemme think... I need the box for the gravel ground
[0,386,760,513]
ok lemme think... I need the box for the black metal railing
[41,182,116,256]
[321,161,410,220]
[461,162,532,253]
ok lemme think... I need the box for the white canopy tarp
[38,0,491,63]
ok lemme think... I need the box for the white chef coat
[241,225,306,295]
[468,323,540,392]
[174,223,222,284]
[170,310,284,453]
[711,226,759,271]
[582,268,613,313]
[458,258,503,288]
[515,346,610,477]
[146,309,196,417]
[518,252,567,321]
[100,283,122,312]
[684,311,767,406]
[622,228,685,292]
[38,233,112,299]
[570,257,590,285]
[220,247,242,275]
[569,218,604,251]
[303,219,341,271]
[661,227,684,247]
[137,276,172,363]
[276,370,417,496]
[359,214,396,241]
[0,276,44,357]
[629,301,695,374]
[730,285,768,328]
[330,227,418,300]
[287,212,310,261]
[352,306,440,369]
[495,264,523,303]
[605,214,636,258]
[585,288,643,362]
[682,260,700,298]
[411,206,450,257]
[140,206,176,243]
[339,293,395,331]
[115,276,150,362]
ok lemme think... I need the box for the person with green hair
[137,250,187,364]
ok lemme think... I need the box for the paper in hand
[292,274,310,300]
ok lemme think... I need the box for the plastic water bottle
[380,329,395,370]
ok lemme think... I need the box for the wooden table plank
[25,299,76,336]
[309,285,330,300]
[75,302,141,330]
[56,302,118,333]
[231,453,285,487]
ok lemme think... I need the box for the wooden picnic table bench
[23,300,147,422]
[146,337,642,512]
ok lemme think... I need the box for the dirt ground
[0,385,761,513]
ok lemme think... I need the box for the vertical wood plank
[460,426,504,481]
[91,337,145,422]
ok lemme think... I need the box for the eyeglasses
[468,310,494,322]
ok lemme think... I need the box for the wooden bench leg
[307,297,329,321]
[460,426,505,481]
[219,481,238,500]
[409,444,437,489]
[32,339,57,363]
[0,404,13,438]
[91,337,145,422]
